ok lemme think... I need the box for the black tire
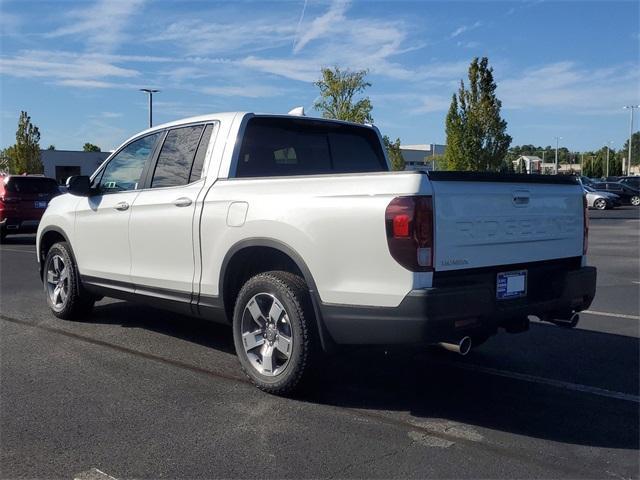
[630,195,640,207]
[232,271,318,395]
[594,198,607,210]
[43,241,95,320]
[0,229,6,244]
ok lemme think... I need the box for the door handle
[174,197,193,207]
[114,201,130,211]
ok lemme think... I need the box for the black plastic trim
[427,171,580,185]
[319,266,597,346]
[218,238,334,351]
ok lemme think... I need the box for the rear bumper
[320,266,597,345]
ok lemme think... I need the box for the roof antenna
[288,106,305,116]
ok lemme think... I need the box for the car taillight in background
[385,196,434,272]
[583,194,589,255]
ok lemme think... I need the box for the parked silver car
[583,185,620,210]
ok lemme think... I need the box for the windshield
[6,177,59,194]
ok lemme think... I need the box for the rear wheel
[594,198,607,210]
[232,271,318,395]
[630,195,640,207]
[0,229,6,243]
[44,242,95,319]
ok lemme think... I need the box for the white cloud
[0,50,139,83]
[47,0,146,52]
[147,18,297,56]
[293,0,349,53]
[449,21,482,39]
[498,62,640,113]
[201,85,284,98]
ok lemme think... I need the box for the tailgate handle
[513,190,530,206]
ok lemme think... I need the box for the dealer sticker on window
[496,270,527,300]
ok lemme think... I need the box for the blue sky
[1,0,638,152]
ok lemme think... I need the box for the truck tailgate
[428,173,584,271]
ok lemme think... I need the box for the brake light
[385,196,434,271]
[583,194,589,255]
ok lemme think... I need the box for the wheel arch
[218,238,334,352]
[38,226,74,280]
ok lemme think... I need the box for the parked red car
[0,175,60,242]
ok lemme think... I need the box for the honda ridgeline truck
[36,112,597,394]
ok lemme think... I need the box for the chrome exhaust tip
[542,312,580,329]
[438,336,472,356]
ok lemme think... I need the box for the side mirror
[66,175,91,196]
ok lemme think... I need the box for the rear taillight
[385,196,434,272]
[583,195,589,255]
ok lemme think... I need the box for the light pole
[623,105,639,176]
[140,88,160,128]
[554,136,562,174]
[605,141,614,178]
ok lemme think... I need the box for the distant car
[583,185,619,210]
[579,176,596,186]
[618,176,640,190]
[0,175,60,242]
[591,182,640,206]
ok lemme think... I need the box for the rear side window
[236,117,387,178]
[189,124,214,183]
[6,177,59,194]
[152,125,204,188]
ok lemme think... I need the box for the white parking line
[582,310,640,321]
[447,362,640,404]
[74,468,118,480]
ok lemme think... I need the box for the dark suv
[618,176,640,189]
[0,175,60,242]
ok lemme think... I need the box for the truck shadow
[87,301,638,451]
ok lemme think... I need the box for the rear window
[235,117,387,178]
[6,177,59,194]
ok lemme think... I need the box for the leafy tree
[444,57,512,171]
[47,145,56,150]
[83,143,101,152]
[621,131,640,166]
[5,111,43,174]
[383,135,404,171]
[314,67,373,124]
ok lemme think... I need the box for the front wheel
[594,198,607,210]
[630,195,640,207]
[232,271,318,395]
[44,242,95,319]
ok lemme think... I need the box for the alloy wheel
[46,254,69,308]
[240,293,293,377]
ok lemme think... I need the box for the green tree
[83,143,101,152]
[5,111,43,174]
[621,131,640,166]
[444,57,512,171]
[383,135,405,171]
[47,145,56,150]
[314,67,373,124]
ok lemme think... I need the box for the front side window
[151,126,204,188]
[97,133,160,193]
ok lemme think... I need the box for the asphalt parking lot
[1,207,638,479]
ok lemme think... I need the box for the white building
[513,155,543,174]
[41,150,110,183]
[400,144,446,171]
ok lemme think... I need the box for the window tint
[189,123,214,183]
[98,133,160,193]
[236,117,386,178]
[152,126,203,188]
[6,177,59,194]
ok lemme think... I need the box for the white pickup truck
[36,112,596,394]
